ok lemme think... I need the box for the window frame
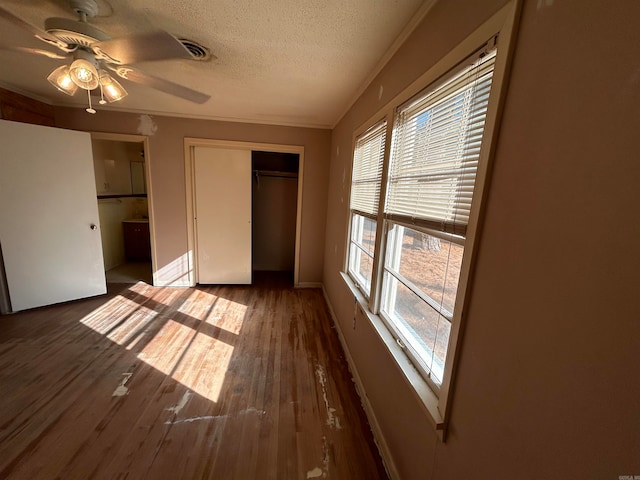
[342,1,520,437]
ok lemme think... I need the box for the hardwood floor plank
[0,276,387,479]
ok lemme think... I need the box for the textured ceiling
[0,0,429,128]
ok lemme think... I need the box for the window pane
[382,272,451,383]
[349,243,373,294]
[388,226,463,316]
[348,214,377,295]
[353,214,376,256]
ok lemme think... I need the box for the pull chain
[86,89,96,114]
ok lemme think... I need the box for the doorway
[185,139,304,287]
[91,133,153,285]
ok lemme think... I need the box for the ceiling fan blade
[94,30,192,65]
[0,46,67,60]
[0,6,68,49]
[112,66,210,104]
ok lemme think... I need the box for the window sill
[340,272,445,433]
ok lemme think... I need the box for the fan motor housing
[69,0,100,18]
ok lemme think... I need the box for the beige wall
[324,0,640,479]
[55,110,331,285]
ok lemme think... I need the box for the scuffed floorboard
[0,272,387,479]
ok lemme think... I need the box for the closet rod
[253,170,298,179]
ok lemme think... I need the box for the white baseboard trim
[321,285,400,480]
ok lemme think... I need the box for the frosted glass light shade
[69,58,99,90]
[47,65,78,96]
[99,72,128,102]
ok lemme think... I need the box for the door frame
[184,138,304,287]
[90,132,156,284]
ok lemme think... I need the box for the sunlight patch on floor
[176,288,218,321]
[107,304,158,345]
[79,286,247,404]
[171,330,235,403]
[137,317,236,403]
[206,296,247,335]
[79,295,143,335]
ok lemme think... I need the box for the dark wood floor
[0,273,387,479]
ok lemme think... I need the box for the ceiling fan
[0,0,211,113]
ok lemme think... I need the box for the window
[340,0,520,433]
[345,39,500,400]
[348,121,386,296]
[381,48,497,387]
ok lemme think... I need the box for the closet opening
[251,151,299,286]
[184,138,304,288]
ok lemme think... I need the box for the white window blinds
[385,48,497,236]
[350,121,387,217]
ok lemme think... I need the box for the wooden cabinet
[122,220,151,261]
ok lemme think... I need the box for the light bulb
[98,71,128,103]
[47,65,78,96]
[60,76,73,88]
[69,58,99,90]
[76,67,93,82]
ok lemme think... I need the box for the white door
[194,146,252,284]
[0,120,106,312]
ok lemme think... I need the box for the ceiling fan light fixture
[99,71,127,103]
[69,52,99,90]
[47,65,78,96]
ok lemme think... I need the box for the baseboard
[152,279,191,287]
[296,281,323,288]
[321,285,400,480]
